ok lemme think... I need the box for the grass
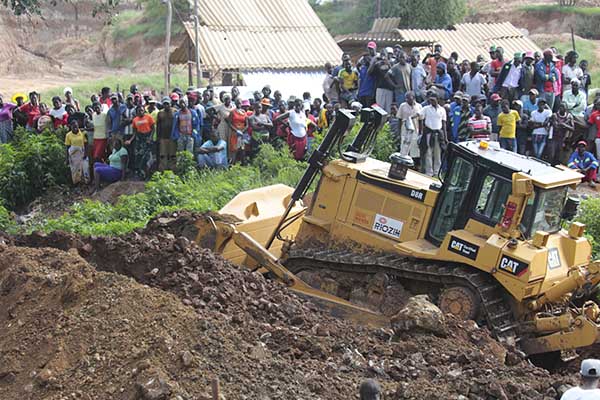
[38,71,192,105]
[520,4,600,15]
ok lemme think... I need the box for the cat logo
[447,236,479,260]
[498,255,529,277]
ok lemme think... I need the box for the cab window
[475,175,512,224]
[428,157,475,243]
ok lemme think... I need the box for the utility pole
[375,0,381,18]
[164,0,172,96]
[194,0,201,87]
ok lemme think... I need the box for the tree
[356,0,467,30]
[1,0,119,17]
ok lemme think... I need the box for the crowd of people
[328,41,599,184]
[0,40,598,191]
[0,84,330,192]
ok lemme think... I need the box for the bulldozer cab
[427,141,581,246]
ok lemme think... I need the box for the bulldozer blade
[289,285,390,328]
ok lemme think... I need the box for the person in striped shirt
[568,140,599,187]
[467,104,491,139]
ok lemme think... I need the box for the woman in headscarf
[0,94,17,143]
[64,120,88,184]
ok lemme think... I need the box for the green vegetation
[577,198,600,258]
[311,0,467,36]
[0,205,16,234]
[110,0,186,42]
[1,0,118,18]
[39,145,306,235]
[39,71,190,104]
[2,123,396,236]
[0,128,69,210]
[519,4,600,16]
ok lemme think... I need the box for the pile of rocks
[3,216,580,399]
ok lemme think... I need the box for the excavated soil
[0,213,583,399]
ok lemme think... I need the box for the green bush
[371,124,396,162]
[577,197,600,258]
[39,144,305,236]
[175,150,197,178]
[0,127,69,209]
[0,205,16,233]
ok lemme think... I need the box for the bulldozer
[194,106,600,357]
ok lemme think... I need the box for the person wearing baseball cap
[560,359,600,399]
[534,48,559,110]
[567,141,599,188]
[522,88,539,115]
[494,52,523,103]
[519,51,536,105]
[483,93,502,140]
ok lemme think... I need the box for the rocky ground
[0,213,584,399]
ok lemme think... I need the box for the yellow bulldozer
[194,107,600,358]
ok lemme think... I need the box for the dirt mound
[0,246,219,399]
[9,224,580,399]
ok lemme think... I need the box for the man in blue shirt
[484,93,502,140]
[568,140,599,187]
[522,88,538,116]
[358,57,376,108]
[197,130,227,169]
[450,94,473,142]
[106,93,126,140]
[432,62,453,101]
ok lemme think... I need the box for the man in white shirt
[497,52,523,103]
[460,61,487,98]
[561,359,600,400]
[562,50,584,93]
[418,93,447,176]
[398,91,423,158]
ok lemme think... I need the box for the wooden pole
[194,0,201,87]
[164,0,172,96]
[187,39,193,87]
[211,378,219,400]
[570,25,576,52]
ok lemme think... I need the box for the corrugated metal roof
[171,0,342,70]
[336,22,541,62]
[195,0,325,30]
[174,22,342,70]
[369,18,402,34]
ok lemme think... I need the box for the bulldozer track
[286,247,520,346]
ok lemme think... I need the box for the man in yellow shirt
[338,59,358,108]
[496,100,520,152]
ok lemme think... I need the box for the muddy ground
[0,214,584,399]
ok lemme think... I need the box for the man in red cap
[567,140,599,187]
[484,93,502,141]
[357,41,378,107]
